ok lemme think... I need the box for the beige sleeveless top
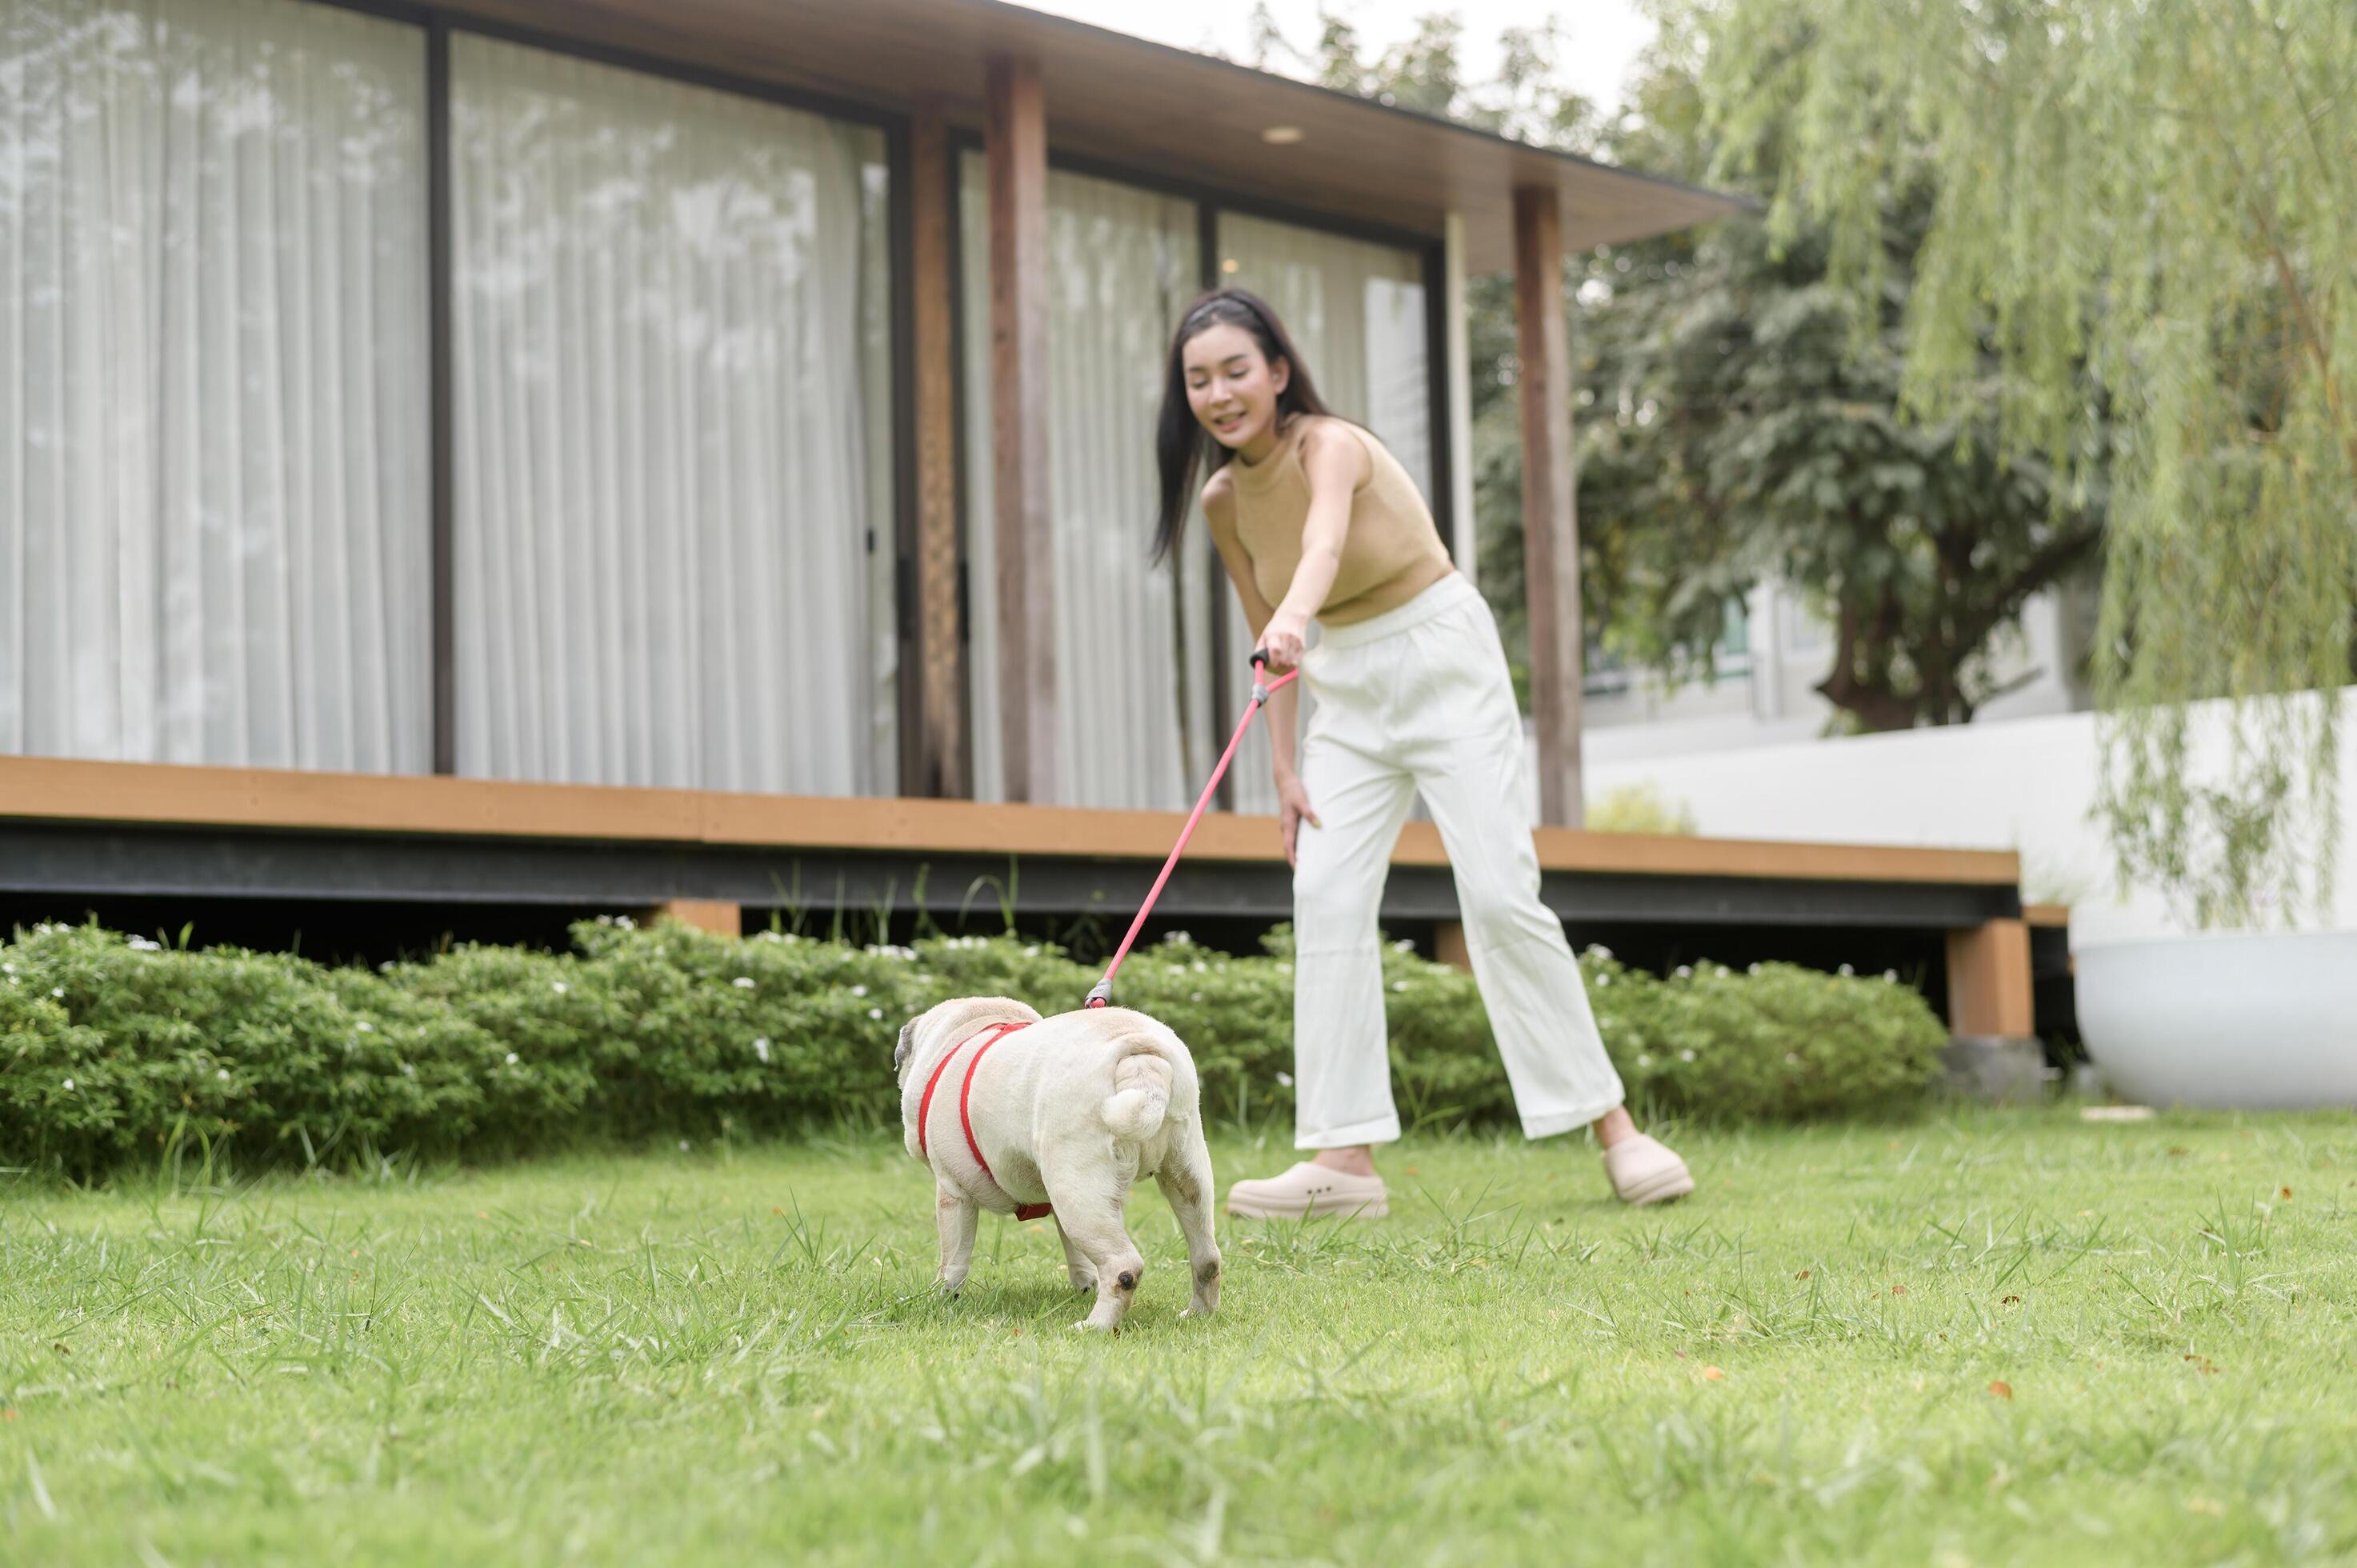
[1227,416,1455,626]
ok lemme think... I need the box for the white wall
[1566,691,2357,948]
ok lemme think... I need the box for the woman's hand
[1277,770,1321,868]
[1256,608,1311,673]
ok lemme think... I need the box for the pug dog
[894,995,1221,1332]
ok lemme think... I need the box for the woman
[1153,289,1695,1216]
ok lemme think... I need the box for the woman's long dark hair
[1152,288,1331,565]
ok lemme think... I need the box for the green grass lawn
[4,1108,2355,1565]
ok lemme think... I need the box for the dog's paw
[1071,1318,1114,1334]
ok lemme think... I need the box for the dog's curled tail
[1101,1043,1176,1144]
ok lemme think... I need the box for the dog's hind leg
[936,1183,979,1295]
[1053,1216,1097,1294]
[1157,1122,1222,1319]
[1040,1155,1142,1333]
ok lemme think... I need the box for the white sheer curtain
[1216,214,1432,814]
[1219,214,1432,495]
[1,0,431,771]
[451,37,894,795]
[962,155,1211,809]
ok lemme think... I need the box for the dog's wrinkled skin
[895,996,1221,1333]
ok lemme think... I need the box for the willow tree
[1691,0,2357,926]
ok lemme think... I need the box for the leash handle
[1084,654,1298,1008]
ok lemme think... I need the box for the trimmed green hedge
[0,918,1948,1178]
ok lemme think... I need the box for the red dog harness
[917,1021,1051,1221]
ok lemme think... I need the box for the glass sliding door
[1217,214,1432,497]
[1,0,431,771]
[450,36,896,795]
[1215,214,1433,813]
[961,154,1210,809]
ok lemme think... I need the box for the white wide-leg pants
[1290,573,1625,1147]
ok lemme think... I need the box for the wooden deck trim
[0,757,2022,887]
[1946,918,2036,1038]
[2023,903,2071,929]
[642,898,742,938]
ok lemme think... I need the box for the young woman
[1154,289,1695,1217]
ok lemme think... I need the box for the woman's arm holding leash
[1206,482,1320,865]
[1253,422,1366,670]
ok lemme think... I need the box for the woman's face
[1183,322,1291,454]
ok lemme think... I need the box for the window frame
[266,0,912,780]
[35,0,1455,798]
[959,139,1453,551]
[945,134,1453,810]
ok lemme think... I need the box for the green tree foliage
[1239,5,1599,146]
[1247,8,2107,734]
[1572,12,2107,730]
[1691,0,2357,922]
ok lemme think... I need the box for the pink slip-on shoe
[1224,1162,1389,1220]
[1603,1134,1695,1206]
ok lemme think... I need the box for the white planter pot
[2077,932,2357,1109]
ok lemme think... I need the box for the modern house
[0,0,2045,1043]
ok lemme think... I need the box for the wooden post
[643,900,742,938]
[427,20,455,775]
[986,55,1057,803]
[1443,211,1478,583]
[1435,921,1471,972]
[908,100,966,799]
[1512,186,1584,827]
[1945,918,2035,1037]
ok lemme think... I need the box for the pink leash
[1085,652,1298,1010]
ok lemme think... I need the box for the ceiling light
[1261,125,1303,146]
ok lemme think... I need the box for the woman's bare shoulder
[1200,465,1237,526]
[1297,416,1372,485]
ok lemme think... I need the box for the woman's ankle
[1310,1146,1379,1178]
[1591,1106,1639,1150]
